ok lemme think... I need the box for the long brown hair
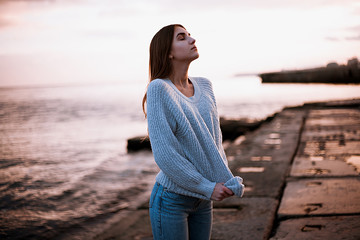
[142,24,185,117]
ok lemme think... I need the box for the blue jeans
[149,182,213,240]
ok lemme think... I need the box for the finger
[220,189,230,197]
[223,186,234,196]
[214,196,222,201]
[211,194,222,201]
[222,192,231,198]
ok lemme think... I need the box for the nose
[189,36,196,44]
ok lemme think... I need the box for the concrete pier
[94,99,360,240]
[272,101,360,240]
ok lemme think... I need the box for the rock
[220,117,262,141]
[126,118,263,152]
[127,136,151,152]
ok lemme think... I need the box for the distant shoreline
[259,57,360,84]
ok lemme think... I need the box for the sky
[0,0,359,87]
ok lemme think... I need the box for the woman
[142,24,244,240]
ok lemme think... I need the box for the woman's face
[170,26,199,63]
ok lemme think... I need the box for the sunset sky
[0,0,359,87]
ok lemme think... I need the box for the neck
[169,62,190,87]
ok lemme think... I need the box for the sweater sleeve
[224,176,245,197]
[197,77,245,198]
[147,80,216,199]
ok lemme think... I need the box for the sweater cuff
[224,176,245,197]
[200,181,217,200]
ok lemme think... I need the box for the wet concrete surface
[225,109,305,200]
[272,215,360,240]
[94,99,360,240]
[272,100,360,239]
[278,178,360,217]
[212,198,278,240]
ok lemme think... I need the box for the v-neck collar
[164,77,201,102]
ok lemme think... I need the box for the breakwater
[97,98,360,240]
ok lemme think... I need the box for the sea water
[1,76,360,239]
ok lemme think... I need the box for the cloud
[325,24,360,42]
[0,0,85,29]
[0,17,12,28]
[345,25,360,41]
[83,29,135,39]
[325,36,340,41]
[345,35,360,41]
[348,25,360,32]
[153,0,360,11]
[0,0,51,28]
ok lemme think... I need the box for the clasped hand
[210,183,234,201]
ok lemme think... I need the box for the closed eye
[177,33,186,40]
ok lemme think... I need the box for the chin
[192,53,200,61]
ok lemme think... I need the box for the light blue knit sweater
[147,77,244,200]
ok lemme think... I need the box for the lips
[191,46,197,51]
